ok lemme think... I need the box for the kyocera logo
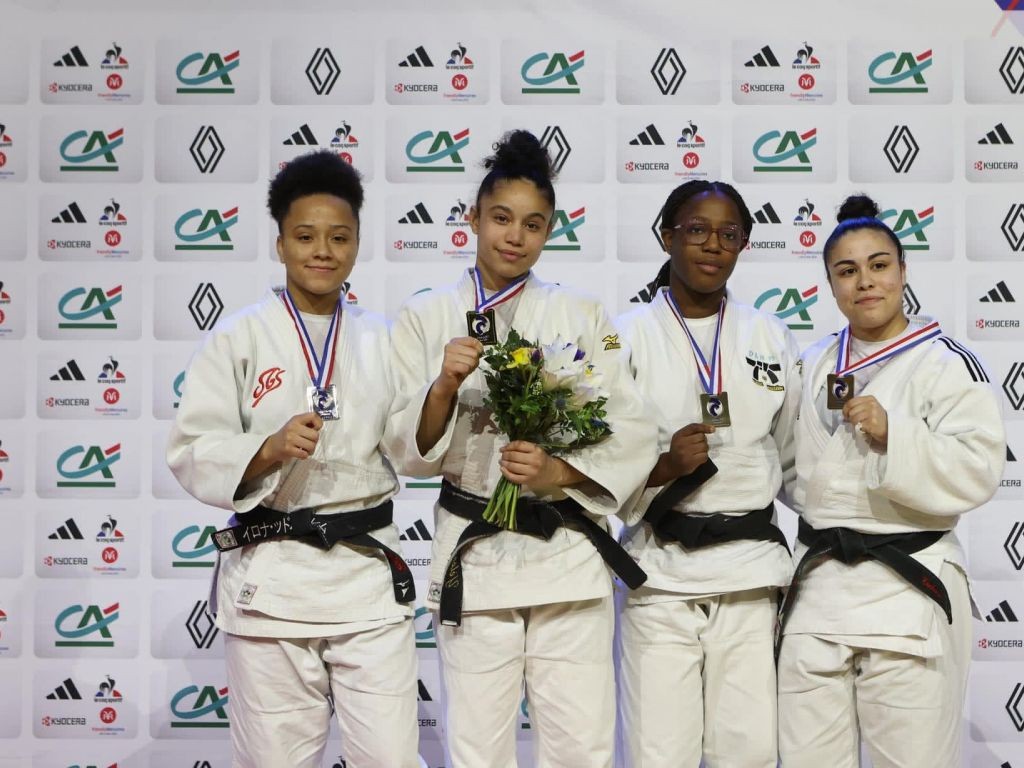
[170,684,230,727]
[54,602,119,647]
[58,285,122,329]
[174,207,238,251]
[520,50,585,94]
[175,50,239,94]
[56,443,121,488]
[404,129,469,173]
[752,128,816,172]
[59,128,124,172]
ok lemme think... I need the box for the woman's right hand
[431,336,485,401]
[262,412,324,463]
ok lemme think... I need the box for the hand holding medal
[842,395,888,446]
[263,412,324,461]
[433,337,485,400]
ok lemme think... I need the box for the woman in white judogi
[167,151,419,768]
[777,195,1005,768]
[385,130,658,768]
[616,180,799,768]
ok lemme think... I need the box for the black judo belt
[775,518,952,660]
[436,480,648,627]
[642,458,787,551]
[212,501,415,604]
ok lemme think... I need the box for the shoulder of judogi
[928,335,994,386]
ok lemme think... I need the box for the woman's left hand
[843,395,889,447]
[499,441,581,491]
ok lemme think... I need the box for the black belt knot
[436,480,647,627]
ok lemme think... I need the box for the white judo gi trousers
[436,596,615,768]
[224,619,419,768]
[777,562,971,768]
[617,587,779,768]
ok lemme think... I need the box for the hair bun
[484,130,554,181]
[836,194,879,223]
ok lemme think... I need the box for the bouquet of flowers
[480,328,613,530]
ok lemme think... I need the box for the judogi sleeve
[382,300,458,477]
[865,344,1006,515]
[771,327,803,509]
[166,323,280,512]
[561,303,659,518]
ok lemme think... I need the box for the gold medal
[700,392,731,428]
[466,309,497,345]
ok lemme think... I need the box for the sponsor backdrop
[0,0,1022,765]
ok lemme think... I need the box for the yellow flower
[507,347,534,368]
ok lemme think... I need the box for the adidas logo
[399,203,433,225]
[981,280,1016,303]
[629,278,661,304]
[283,124,318,146]
[400,519,432,541]
[979,122,1014,145]
[753,202,782,224]
[417,679,433,701]
[52,202,87,224]
[46,678,82,700]
[744,45,779,68]
[54,45,88,67]
[50,360,85,381]
[399,46,433,68]
[49,518,84,540]
[628,124,665,146]
[986,599,1019,622]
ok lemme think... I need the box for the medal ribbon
[664,292,726,395]
[472,267,529,312]
[280,291,341,389]
[834,320,942,377]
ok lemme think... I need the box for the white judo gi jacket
[785,315,1005,653]
[384,269,659,612]
[616,288,800,598]
[167,289,410,636]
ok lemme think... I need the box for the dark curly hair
[475,130,556,211]
[267,150,364,231]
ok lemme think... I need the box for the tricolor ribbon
[280,291,342,389]
[834,320,942,377]
[664,292,726,395]
[472,267,529,312]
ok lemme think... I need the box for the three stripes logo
[651,48,686,95]
[399,46,433,68]
[399,203,433,225]
[752,202,781,224]
[980,122,1014,145]
[629,124,665,146]
[883,125,919,173]
[188,283,224,331]
[306,48,340,95]
[189,126,225,174]
[49,518,85,540]
[986,599,1019,622]
[52,202,87,224]
[283,124,318,146]
[1000,48,1024,94]
[400,519,432,541]
[1007,682,1024,732]
[54,45,88,67]
[46,678,82,700]
[51,360,85,381]
[417,679,433,701]
[628,277,661,305]
[744,45,779,67]
[981,281,1016,303]
[1006,522,1024,570]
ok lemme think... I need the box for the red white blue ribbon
[834,320,942,376]
[664,291,726,395]
[472,267,529,312]
[280,290,341,388]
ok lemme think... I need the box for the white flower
[539,337,588,392]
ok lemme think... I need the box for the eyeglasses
[670,218,746,253]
